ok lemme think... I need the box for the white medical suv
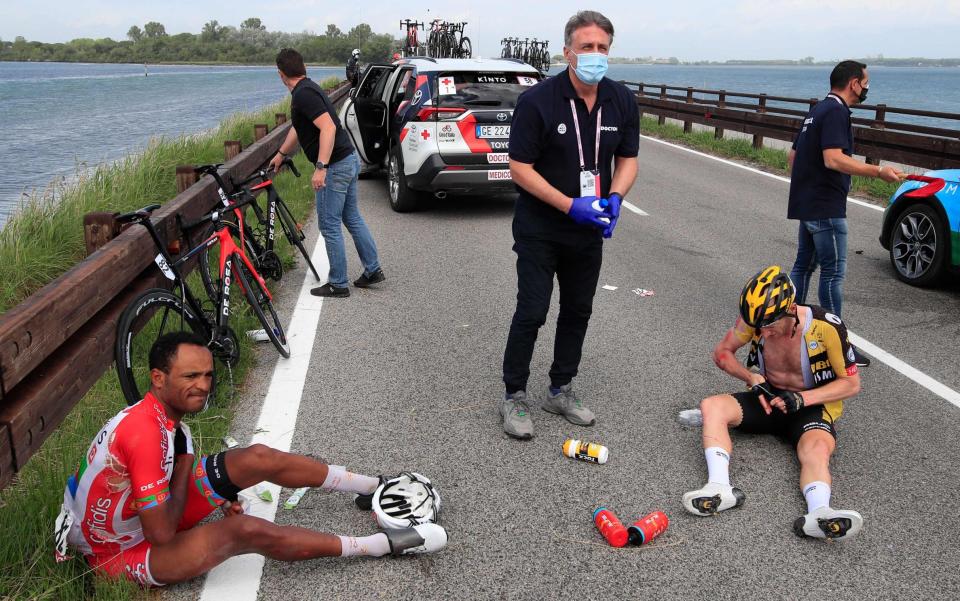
[339,57,542,211]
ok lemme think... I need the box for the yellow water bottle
[563,439,609,464]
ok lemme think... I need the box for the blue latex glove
[568,196,609,229]
[605,193,622,219]
[601,193,622,238]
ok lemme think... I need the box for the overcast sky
[3,0,959,61]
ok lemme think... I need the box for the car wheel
[889,202,947,286]
[388,146,421,212]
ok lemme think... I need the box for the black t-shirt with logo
[290,78,354,166]
[508,68,640,238]
[788,94,854,220]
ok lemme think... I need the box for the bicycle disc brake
[259,250,283,281]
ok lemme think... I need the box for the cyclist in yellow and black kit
[682,265,864,540]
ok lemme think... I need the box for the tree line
[0,19,395,65]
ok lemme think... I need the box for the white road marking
[199,235,329,601]
[622,201,649,216]
[638,134,960,409]
[848,332,960,409]
[639,134,885,212]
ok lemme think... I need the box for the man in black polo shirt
[499,11,639,439]
[787,60,903,366]
[270,48,384,298]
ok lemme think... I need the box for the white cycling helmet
[352,48,360,56]
[371,472,441,529]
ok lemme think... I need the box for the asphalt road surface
[170,135,960,601]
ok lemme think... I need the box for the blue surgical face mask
[573,52,608,85]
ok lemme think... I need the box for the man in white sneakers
[57,332,445,588]
[682,266,864,540]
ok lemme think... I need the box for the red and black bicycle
[114,194,289,406]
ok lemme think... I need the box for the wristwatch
[316,161,328,170]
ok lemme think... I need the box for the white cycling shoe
[384,523,448,555]
[683,482,746,516]
[793,506,863,540]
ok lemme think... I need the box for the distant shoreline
[3,58,960,69]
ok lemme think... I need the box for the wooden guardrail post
[275,112,288,126]
[715,91,726,139]
[175,165,199,193]
[254,124,269,141]
[753,94,767,149]
[224,140,243,161]
[866,104,887,165]
[658,85,667,126]
[82,212,120,256]
[684,87,694,133]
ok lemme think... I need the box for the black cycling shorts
[732,387,839,447]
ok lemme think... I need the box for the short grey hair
[564,10,614,47]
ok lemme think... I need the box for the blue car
[880,170,960,286]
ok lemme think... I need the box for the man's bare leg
[223,444,377,494]
[149,513,447,584]
[793,429,863,539]
[682,394,747,516]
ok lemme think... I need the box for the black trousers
[502,233,603,394]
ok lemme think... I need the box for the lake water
[1,61,958,226]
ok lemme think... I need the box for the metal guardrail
[624,82,960,170]
[0,81,350,490]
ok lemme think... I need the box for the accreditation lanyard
[570,98,602,198]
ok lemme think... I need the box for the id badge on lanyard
[570,99,602,198]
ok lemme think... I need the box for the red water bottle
[627,510,669,546]
[593,507,629,548]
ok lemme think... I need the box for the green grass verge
[638,116,900,204]
[0,78,339,600]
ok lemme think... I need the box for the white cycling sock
[338,533,391,557]
[705,447,731,486]
[321,465,378,494]
[803,481,831,513]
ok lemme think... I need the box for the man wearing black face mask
[786,60,904,367]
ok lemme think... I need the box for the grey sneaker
[543,384,596,426]
[500,391,534,439]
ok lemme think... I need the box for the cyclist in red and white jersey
[57,332,446,587]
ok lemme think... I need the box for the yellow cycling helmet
[739,266,796,328]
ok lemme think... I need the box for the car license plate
[476,125,510,139]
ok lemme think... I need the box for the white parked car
[339,57,542,211]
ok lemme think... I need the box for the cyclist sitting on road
[56,332,446,588]
[682,266,864,540]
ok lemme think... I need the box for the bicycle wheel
[233,254,290,358]
[199,221,266,304]
[541,49,551,73]
[115,289,227,406]
[276,198,320,281]
[459,37,471,59]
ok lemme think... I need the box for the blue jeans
[789,218,848,317]
[315,152,381,287]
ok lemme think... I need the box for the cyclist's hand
[311,168,326,191]
[268,153,284,173]
[747,375,773,415]
[221,501,244,517]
